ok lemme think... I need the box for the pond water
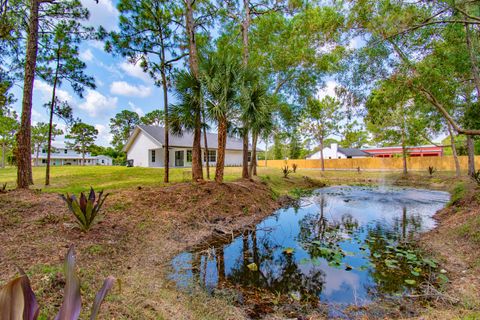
[170,186,450,317]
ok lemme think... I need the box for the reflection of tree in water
[297,195,359,261]
[229,230,325,301]
[391,206,424,242]
[193,228,326,302]
[363,208,427,296]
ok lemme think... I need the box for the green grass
[0,166,245,194]
[0,165,458,195]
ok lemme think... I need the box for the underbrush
[455,211,480,245]
[448,182,466,206]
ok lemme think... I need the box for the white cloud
[94,124,113,146]
[78,89,118,117]
[98,61,124,78]
[316,80,337,99]
[31,108,46,124]
[80,0,119,31]
[110,81,152,98]
[128,101,144,117]
[34,81,74,104]
[88,40,105,51]
[80,49,94,62]
[119,61,152,84]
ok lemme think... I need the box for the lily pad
[247,263,258,271]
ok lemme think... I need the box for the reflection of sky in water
[171,186,449,312]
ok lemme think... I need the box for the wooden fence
[258,156,480,171]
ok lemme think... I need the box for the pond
[170,186,450,318]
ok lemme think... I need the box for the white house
[307,143,370,160]
[32,145,113,166]
[124,125,259,168]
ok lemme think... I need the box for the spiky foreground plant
[0,245,115,319]
[62,187,109,231]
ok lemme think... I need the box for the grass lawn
[0,165,459,194]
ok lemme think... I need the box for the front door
[175,150,184,167]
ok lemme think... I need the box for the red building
[362,145,444,158]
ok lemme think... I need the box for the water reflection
[171,186,449,315]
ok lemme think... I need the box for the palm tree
[202,53,241,183]
[240,71,273,178]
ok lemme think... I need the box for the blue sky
[10,0,171,147]
[8,0,376,148]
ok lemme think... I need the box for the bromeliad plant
[282,165,292,178]
[62,187,110,232]
[292,163,298,173]
[0,245,115,320]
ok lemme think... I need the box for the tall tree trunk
[215,117,227,183]
[242,130,249,178]
[467,134,475,176]
[185,0,202,181]
[401,137,408,175]
[319,137,325,171]
[240,0,251,179]
[264,137,268,167]
[465,22,480,98]
[447,123,461,177]
[16,0,39,188]
[2,142,5,168]
[35,146,39,167]
[82,152,85,166]
[249,132,258,178]
[161,69,169,183]
[45,50,60,186]
[202,109,210,179]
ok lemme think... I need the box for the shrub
[428,166,437,176]
[0,182,6,193]
[292,163,298,173]
[449,182,466,206]
[282,165,292,178]
[472,170,480,186]
[61,187,109,232]
[0,245,115,320]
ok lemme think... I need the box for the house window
[41,149,46,153]
[42,159,46,164]
[248,151,252,162]
[102,160,105,164]
[151,150,156,162]
[64,149,68,154]
[204,150,216,162]
[186,150,192,162]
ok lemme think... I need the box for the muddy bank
[0,179,305,319]
[415,181,480,319]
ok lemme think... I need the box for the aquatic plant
[0,245,115,319]
[61,187,110,232]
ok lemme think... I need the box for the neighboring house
[362,145,444,158]
[32,145,113,166]
[307,143,371,160]
[124,125,260,168]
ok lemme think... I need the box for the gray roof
[128,125,261,152]
[338,147,371,157]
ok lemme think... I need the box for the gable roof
[124,125,261,152]
[337,147,371,157]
